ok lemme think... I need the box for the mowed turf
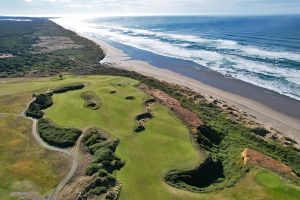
[2,75,299,200]
[0,77,81,199]
[254,170,300,200]
[44,75,300,200]
[45,76,202,200]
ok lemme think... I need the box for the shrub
[251,127,270,137]
[98,169,108,177]
[90,186,107,195]
[52,83,84,93]
[86,163,101,176]
[38,118,81,148]
[25,93,53,119]
[93,147,115,163]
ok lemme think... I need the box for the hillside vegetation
[0,18,299,200]
[0,17,104,77]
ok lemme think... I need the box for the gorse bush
[52,83,84,94]
[25,93,53,119]
[38,118,81,148]
[158,80,300,192]
[82,128,124,198]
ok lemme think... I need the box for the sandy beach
[85,35,300,143]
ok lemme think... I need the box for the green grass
[44,75,201,200]
[43,75,300,200]
[1,75,299,200]
[255,170,300,200]
[0,115,68,200]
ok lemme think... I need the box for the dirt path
[10,100,84,200]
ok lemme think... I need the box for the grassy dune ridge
[43,75,299,200]
[0,75,299,200]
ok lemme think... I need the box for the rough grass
[43,75,300,200]
[0,115,68,200]
[38,118,81,148]
[2,75,299,200]
[45,76,201,200]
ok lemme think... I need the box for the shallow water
[53,15,300,100]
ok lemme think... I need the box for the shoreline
[84,34,300,143]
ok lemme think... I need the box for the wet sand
[85,35,300,143]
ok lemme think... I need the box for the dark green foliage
[81,68,300,191]
[144,98,156,106]
[84,175,118,196]
[251,127,270,137]
[165,157,224,190]
[38,118,81,148]
[135,112,153,121]
[88,139,119,154]
[52,83,84,94]
[0,19,104,77]
[134,124,145,133]
[25,93,53,119]
[86,163,101,176]
[90,186,107,195]
[125,96,135,100]
[83,128,124,176]
[82,128,124,197]
[93,148,115,163]
[73,65,300,190]
[149,77,300,191]
[98,169,108,177]
[197,125,222,145]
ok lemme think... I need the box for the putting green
[254,170,300,200]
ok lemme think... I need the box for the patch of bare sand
[90,37,300,144]
[0,53,14,58]
[241,148,297,177]
[34,36,82,53]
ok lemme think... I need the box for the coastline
[85,34,300,143]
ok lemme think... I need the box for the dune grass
[0,114,68,200]
[45,75,202,200]
[0,80,74,199]
[44,75,300,200]
[1,75,299,200]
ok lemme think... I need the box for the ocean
[53,15,300,100]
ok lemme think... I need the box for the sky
[1,0,300,17]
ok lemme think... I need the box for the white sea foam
[0,18,32,22]
[52,17,300,100]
